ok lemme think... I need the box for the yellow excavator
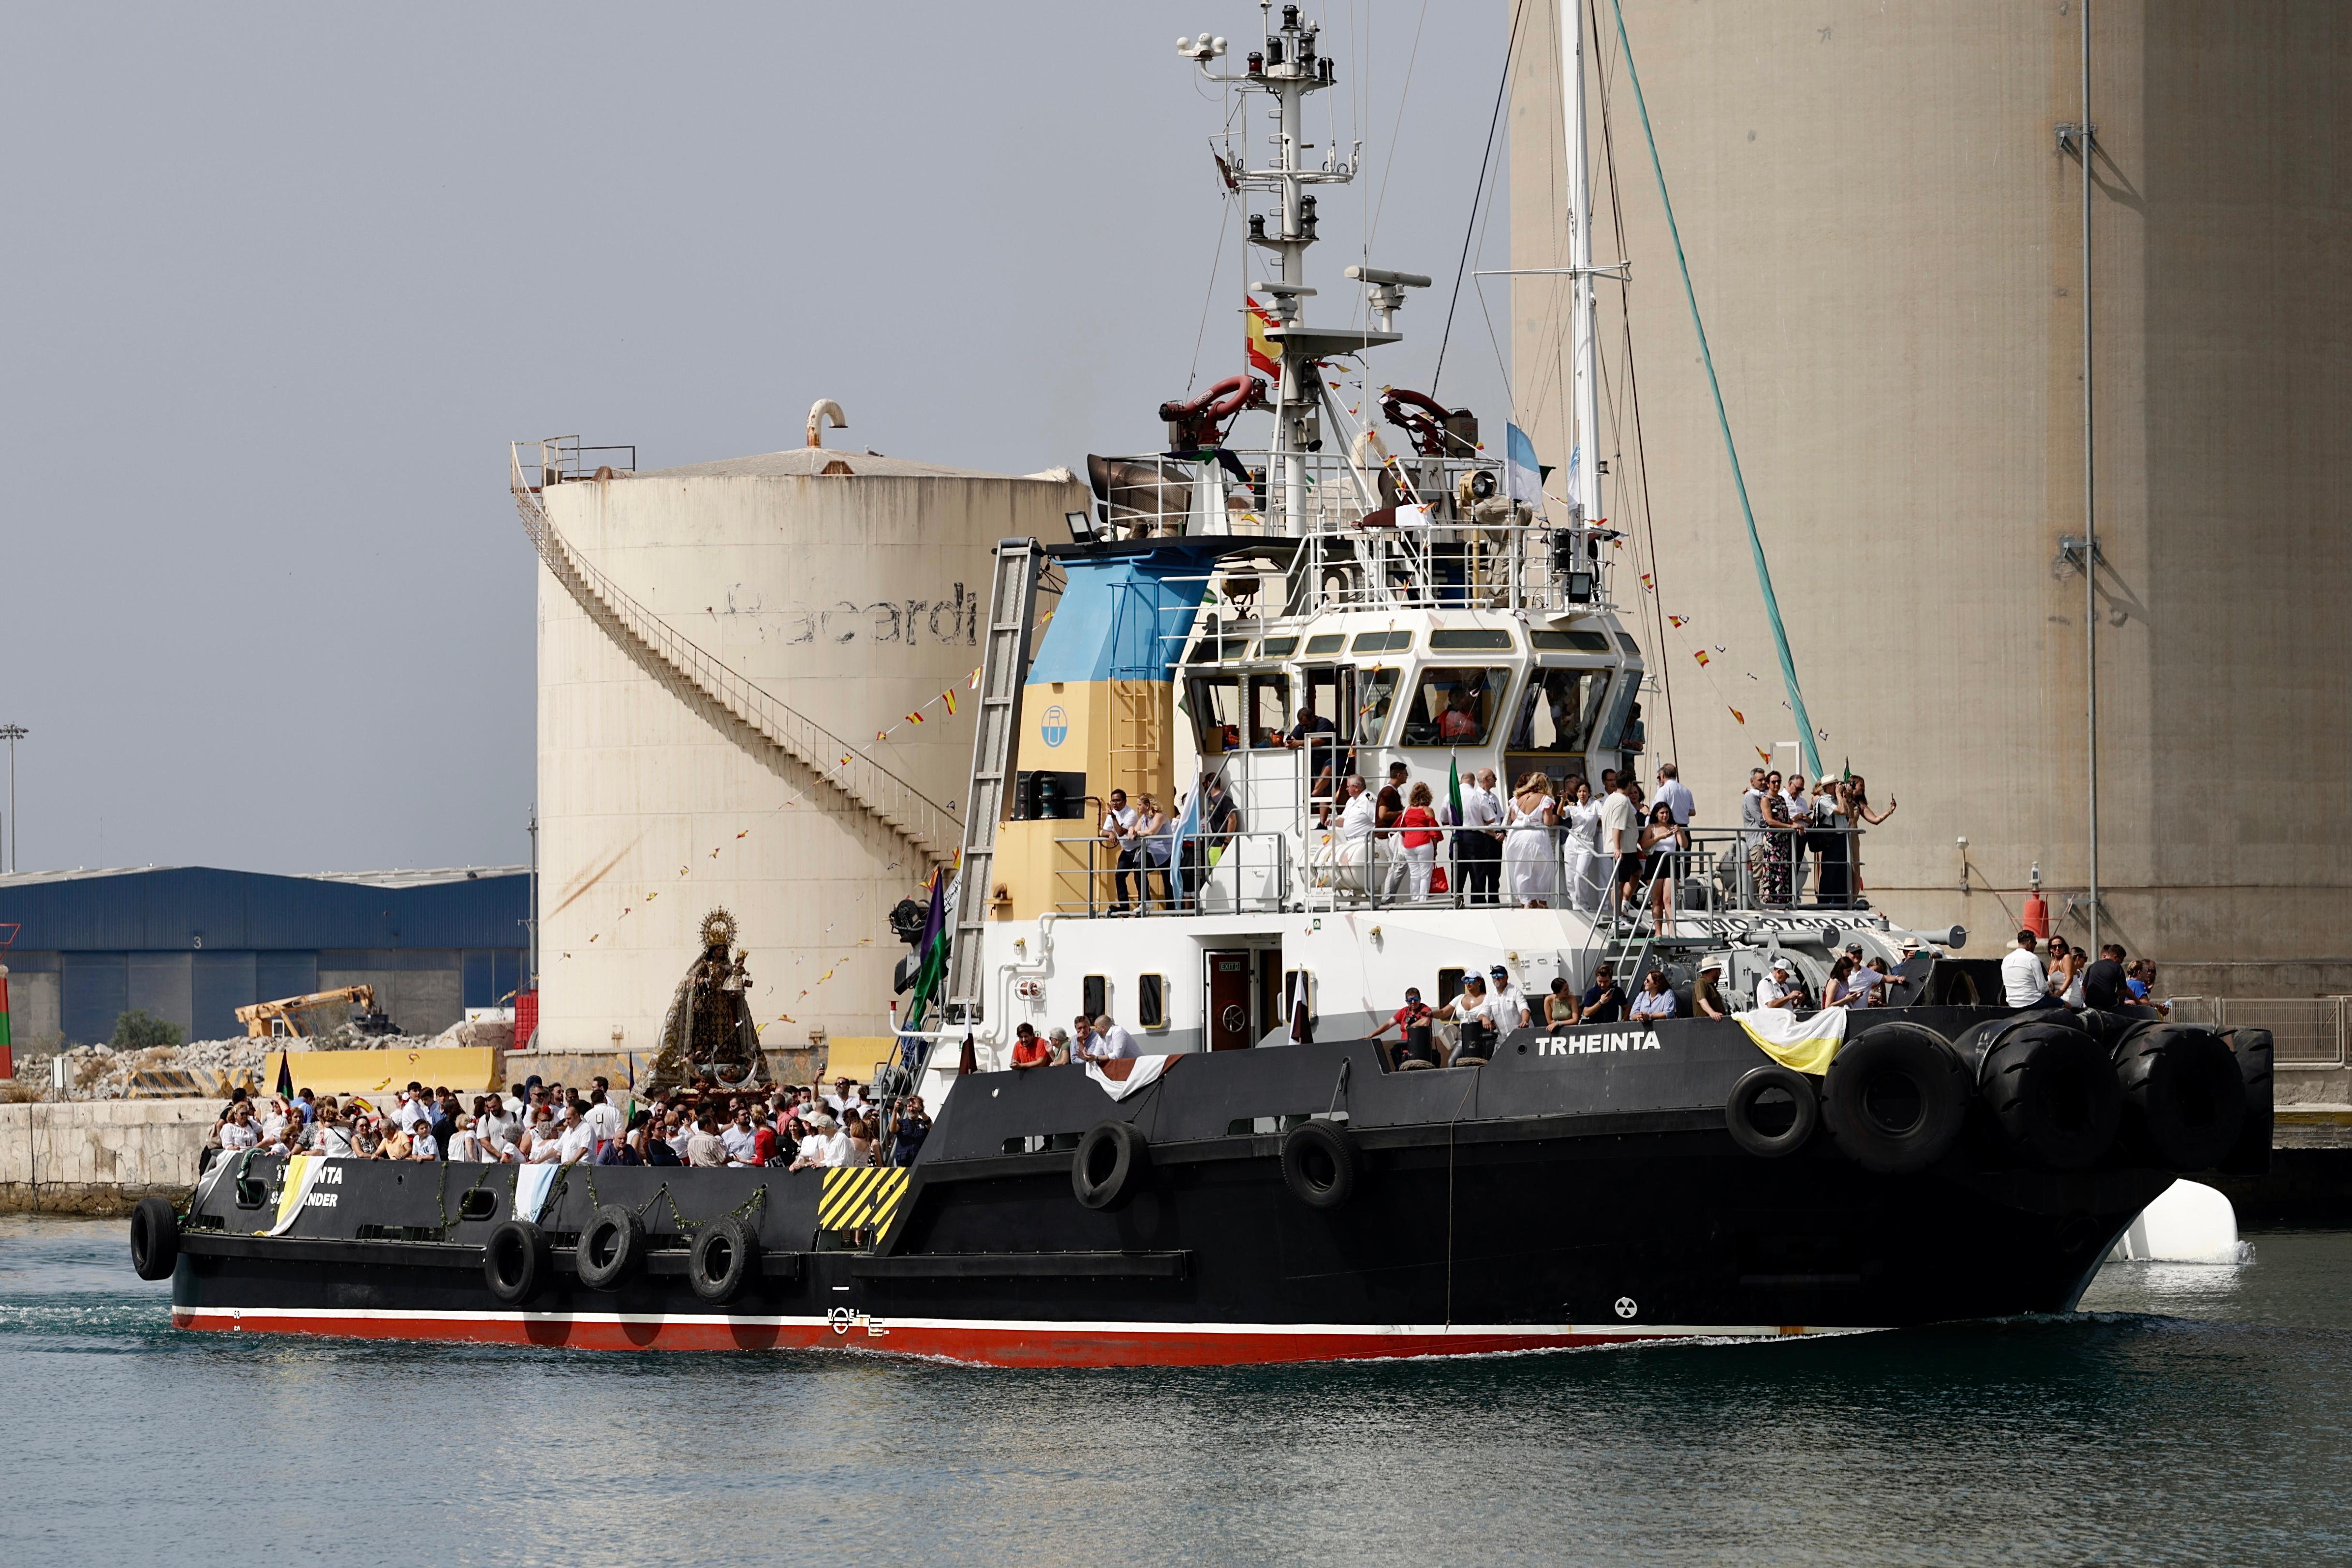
[235,985,385,1040]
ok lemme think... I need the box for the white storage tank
[525,422,1086,1065]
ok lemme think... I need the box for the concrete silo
[1509,1,2351,991]
[519,420,1087,1069]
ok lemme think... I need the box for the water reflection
[4,1218,2348,1568]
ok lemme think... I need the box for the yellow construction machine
[235,985,383,1040]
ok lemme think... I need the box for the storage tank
[1508,1,2351,984]
[524,424,1087,1066]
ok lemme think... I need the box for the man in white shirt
[1459,768,1505,906]
[583,1089,624,1156]
[1755,958,1801,1011]
[1483,965,1525,1027]
[1100,789,1142,911]
[1782,776,1813,897]
[1093,1015,1143,1060]
[394,1084,429,1132]
[1597,779,1642,921]
[821,1119,857,1168]
[1653,763,1695,827]
[1336,776,1377,842]
[2002,929,2060,1009]
[555,1106,596,1166]
[720,1108,759,1165]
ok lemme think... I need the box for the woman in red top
[1010,1022,1051,1069]
[1396,782,1441,900]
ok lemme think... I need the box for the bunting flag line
[1668,615,1689,628]
[1692,649,1710,666]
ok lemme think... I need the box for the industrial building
[522,425,1086,1055]
[1507,1,2349,987]
[0,865,529,1046]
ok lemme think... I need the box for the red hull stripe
[170,1306,1864,1365]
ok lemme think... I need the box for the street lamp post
[0,726,24,875]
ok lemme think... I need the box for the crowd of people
[2001,931,2165,1014]
[203,1072,932,1172]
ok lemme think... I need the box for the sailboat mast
[1563,0,1602,529]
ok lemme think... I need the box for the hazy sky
[0,2,1515,876]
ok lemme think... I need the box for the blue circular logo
[1041,705,1069,747]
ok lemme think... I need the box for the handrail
[511,444,961,864]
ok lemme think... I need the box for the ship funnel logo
[1041,705,1069,747]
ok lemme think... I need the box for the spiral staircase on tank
[510,441,961,867]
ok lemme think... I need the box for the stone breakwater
[0,1101,215,1215]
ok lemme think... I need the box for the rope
[1606,0,1820,782]
[1432,0,1528,395]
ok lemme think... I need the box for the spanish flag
[1692,649,1711,667]
[1246,296,1281,381]
[941,688,958,716]
[904,710,925,726]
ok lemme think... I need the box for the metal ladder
[944,539,1046,1021]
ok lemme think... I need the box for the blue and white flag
[1506,423,1547,515]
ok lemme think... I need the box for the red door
[1205,951,1254,1050]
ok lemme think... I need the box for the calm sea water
[4,1217,2347,1567]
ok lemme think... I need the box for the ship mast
[1563,0,1602,531]
[1187,5,1363,536]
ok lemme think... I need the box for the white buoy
[2107,1178,2244,1264]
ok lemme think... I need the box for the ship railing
[1082,446,1619,616]
[1307,822,1866,919]
[1046,830,1294,916]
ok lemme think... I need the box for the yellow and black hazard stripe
[819,1166,911,1238]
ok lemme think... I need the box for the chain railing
[510,442,960,864]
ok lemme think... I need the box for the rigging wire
[1432,0,1527,396]
[1365,0,1431,249]
[1607,0,1818,781]
[1591,0,1677,763]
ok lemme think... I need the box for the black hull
[160,1009,2207,1365]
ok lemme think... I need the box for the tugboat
[135,4,2270,1365]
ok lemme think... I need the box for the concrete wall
[5,967,62,1047]
[536,459,1088,1053]
[1508,0,2351,968]
[0,1100,214,1213]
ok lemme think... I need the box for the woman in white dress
[1560,779,1605,913]
[1502,772,1559,907]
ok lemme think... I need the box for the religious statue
[644,908,768,1093]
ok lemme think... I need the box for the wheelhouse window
[1245,673,1292,748]
[1187,674,1242,753]
[1398,667,1511,747]
[1509,667,1614,755]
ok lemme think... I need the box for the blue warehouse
[0,866,530,1046]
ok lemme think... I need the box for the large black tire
[688,1216,758,1304]
[484,1219,550,1305]
[575,1204,646,1291]
[129,1195,180,1281]
[2220,1028,2275,1174]
[1071,1121,1149,1212]
[1823,1023,1970,1175]
[1980,1020,2122,1170]
[1280,1121,1358,1208]
[1724,1065,1821,1159]
[2115,1024,2246,1171]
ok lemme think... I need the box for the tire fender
[1280,1120,1359,1208]
[1071,1121,1150,1212]
[1723,1065,1821,1159]
[2114,1024,2245,1171]
[1980,1020,2122,1171]
[484,1219,550,1306]
[688,1216,758,1304]
[129,1195,180,1281]
[1822,1023,1970,1175]
[575,1204,646,1292]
